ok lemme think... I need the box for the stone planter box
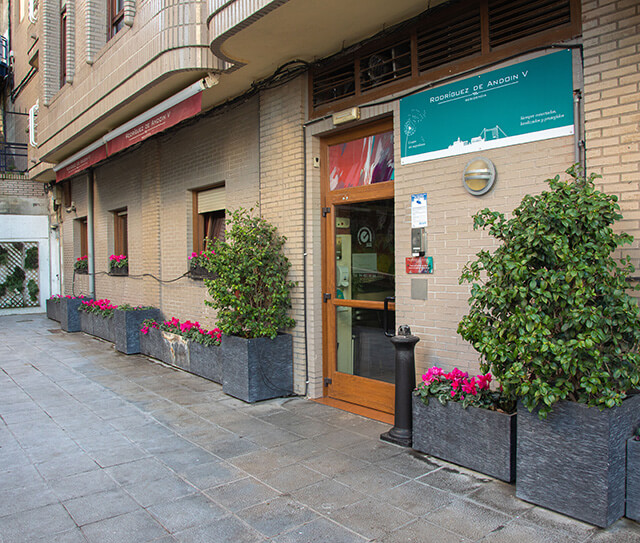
[114,307,162,354]
[516,395,640,527]
[222,333,293,403]
[412,395,516,482]
[58,297,87,332]
[79,311,116,343]
[626,438,640,522]
[46,298,60,321]
[138,327,222,384]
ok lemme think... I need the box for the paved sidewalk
[1,314,639,543]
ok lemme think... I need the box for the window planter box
[189,264,216,281]
[75,269,88,275]
[58,297,87,332]
[114,308,163,355]
[46,298,60,321]
[80,311,116,343]
[109,266,128,276]
[221,333,293,403]
[411,395,516,483]
[516,394,640,527]
[138,327,222,384]
[626,438,640,522]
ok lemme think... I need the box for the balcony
[0,35,9,79]
[0,142,29,174]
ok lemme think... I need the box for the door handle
[383,296,395,337]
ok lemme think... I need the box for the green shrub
[25,246,39,269]
[458,167,640,418]
[3,266,26,294]
[27,279,39,302]
[204,207,295,339]
[0,247,8,267]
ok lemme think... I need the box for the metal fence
[0,142,29,173]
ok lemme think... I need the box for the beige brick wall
[62,98,260,321]
[582,0,640,274]
[259,77,306,394]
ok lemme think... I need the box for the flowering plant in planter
[74,255,88,273]
[141,317,222,347]
[109,255,128,271]
[415,366,514,412]
[79,298,118,318]
[188,249,214,269]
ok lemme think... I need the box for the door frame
[320,117,396,415]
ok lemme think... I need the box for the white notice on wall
[411,193,428,228]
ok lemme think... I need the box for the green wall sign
[400,50,575,165]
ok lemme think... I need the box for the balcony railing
[0,35,9,78]
[0,142,29,173]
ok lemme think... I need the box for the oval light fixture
[463,157,496,196]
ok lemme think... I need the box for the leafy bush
[141,318,222,347]
[27,279,39,302]
[0,247,8,267]
[25,247,39,269]
[458,167,640,418]
[3,266,26,294]
[204,207,295,339]
[415,366,514,412]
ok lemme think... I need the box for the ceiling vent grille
[360,40,412,92]
[417,9,482,73]
[312,62,356,108]
[488,0,572,48]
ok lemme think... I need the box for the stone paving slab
[1,314,640,542]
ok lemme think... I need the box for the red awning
[55,89,203,183]
[55,145,107,183]
[106,92,202,156]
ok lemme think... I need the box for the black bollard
[380,325,420,447]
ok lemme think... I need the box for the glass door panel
[333,198,395,385]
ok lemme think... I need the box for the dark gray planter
[80,311,116,343]
[114,307,162,355]
[189,264,216,281]
[138,327,222,384]
[161,331,190,371]
[626,438,640,522]
[46,298,60,321]
[59,297,87,332]
[139,326,168,362]
[109,266,128,276]
[222,333,293,403]
[412,395,516,482]
[190,340,222,384]
[516,394,640,528]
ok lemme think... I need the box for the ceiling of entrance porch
[202,0,446,110]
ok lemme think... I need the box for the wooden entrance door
[321,118,396,415]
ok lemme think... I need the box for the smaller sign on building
[411,193,428,228]
[400,50,575,165]
[106,92,202,156]
[55,145,107,182]
[406,256,433,274]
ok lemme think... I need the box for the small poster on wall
[411,193,428,228]
[400,50,575,165]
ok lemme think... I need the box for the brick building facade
[10,0,639,417]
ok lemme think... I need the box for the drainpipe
[87,169,95,298]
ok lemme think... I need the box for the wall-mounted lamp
[463,157,496,196]
[332,107,360,126]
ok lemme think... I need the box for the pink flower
[141,326,149,335]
